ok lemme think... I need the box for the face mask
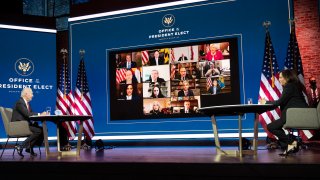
[310,80,317,88]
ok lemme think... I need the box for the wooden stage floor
[1,144,320,179]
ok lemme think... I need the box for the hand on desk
[39,111,48,116]
[259,98,267,105]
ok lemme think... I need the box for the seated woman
[119,84,139,100]
[205,43,224,61]
[149,101,164,115]
[150,85,165,98]
[259,69,308,156]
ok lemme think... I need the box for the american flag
[258,31,282,139]
[55,57,77,140]
[284,22,315,140]
[141,50,149,65]
[116,68,127,84]
[206,77,213,88]
[73,58,95,139]
[190,46,194,60]
[170,48,175,63]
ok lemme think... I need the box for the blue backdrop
[68,0,291,140]
[0,27,56,139]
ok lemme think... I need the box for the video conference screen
[109,37,240,120]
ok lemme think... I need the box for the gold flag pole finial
[60,48,68,99]
[79,49,85,100]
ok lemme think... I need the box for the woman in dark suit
[259,69,308,156]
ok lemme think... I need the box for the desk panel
[30,115,92,158]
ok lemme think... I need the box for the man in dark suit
[178,80,194,97]
[178,53,188,61]
[11,87,46,157]
[121,54,137,69]
[146,69,165,84]
[149,50,164,66]
[175,67,193,81]
[208,78,221,95]
[180,101,195,114]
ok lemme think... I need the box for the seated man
[207,78,221,95]
[175,67,193,81]
[178,80,194,97]
[146,69,165,84]
[11,87,47,157]
[180,100,195,114]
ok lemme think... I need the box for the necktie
[127,62,131,69]
[27,102,30,112]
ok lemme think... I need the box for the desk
[30,115,92,158]
[198,104,276,157]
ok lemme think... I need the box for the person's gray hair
[21,87,32,97]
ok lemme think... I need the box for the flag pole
[289,19,298,74]
[60,48,68,99]
[79,49,85,100]
[263,21,275,88]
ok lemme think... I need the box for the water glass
[46,107,51,115]
[247,98,253,104]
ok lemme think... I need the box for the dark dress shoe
[26,148,37,156]
[15,145,24,157]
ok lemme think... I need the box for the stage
[1,142,320,179]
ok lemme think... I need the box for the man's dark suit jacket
[208,86,221,95]
[149,58,164,66]
[11,97,43,148]
[180,108,195,114]
[175,74,193,81]
[120,61,137,69]
[11,97,37,123]
[178,56,188,61]
[146,77,165,84]
[178,89,194,97]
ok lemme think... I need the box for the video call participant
[161,100,173,114]
[206,43,224,61]
[121,54,137,69]
[120,70,138,84]
[204,62,220,77]
[180,100,195,114]
[149,100,164,115]
[175,67,193,81]
[149,50,164,66]
[178,80,194,97]
[178,53,188,61]
[150,85,165,98]
[146,69,165,84]
[207,78,221,95]
[12,87,47,157]
[120,84,140,100]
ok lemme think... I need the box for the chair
[0,106,41,158]
[284,103,320,149]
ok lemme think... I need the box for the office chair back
[0,106,33,158]
[284,103,320,130]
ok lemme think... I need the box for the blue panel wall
[0,28,56,138]
[69,0,291,138]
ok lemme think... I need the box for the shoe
[278,141,299,157]
[26,148,37,156]
[15,145,24,157]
